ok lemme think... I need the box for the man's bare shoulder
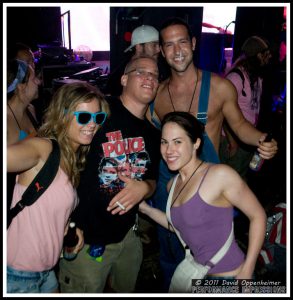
[210,72,237,98]
[210,72,234,87]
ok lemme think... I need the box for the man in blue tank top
[147,17,278,292]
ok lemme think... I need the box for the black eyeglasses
[72,111,107,125]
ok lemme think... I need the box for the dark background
[6,6,284,73]
[7,7,62,48]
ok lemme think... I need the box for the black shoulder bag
[7,139,60,229]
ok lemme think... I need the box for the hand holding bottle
[249,133,273,171]
[255,132,278,161]
[63,222,84,260]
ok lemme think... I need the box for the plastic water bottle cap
[69,222,76,228]
[95,256,103,262]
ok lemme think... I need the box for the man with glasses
[105,25,161,96]
[58,55,161,293]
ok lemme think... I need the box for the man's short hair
[159,17,193,46]
[123,55,157,74]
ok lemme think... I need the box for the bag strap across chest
[7,139,60,229]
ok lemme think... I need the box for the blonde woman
[7,82,109,293]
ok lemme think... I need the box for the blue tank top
[171,166,245,274]
[8,105,32,141]
[19,130,28,140]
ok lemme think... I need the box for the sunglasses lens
[77,113,92,125]
[95,113,106,125]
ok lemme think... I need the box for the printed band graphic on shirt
[99,130,150,191]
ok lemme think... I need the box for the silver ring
[116,201,126,211]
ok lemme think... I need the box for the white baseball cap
[124,25,159,53]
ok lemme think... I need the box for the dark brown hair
[161,111,204,156]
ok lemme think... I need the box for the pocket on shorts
[58,269,82,293]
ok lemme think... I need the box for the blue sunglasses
[72,111,107,125]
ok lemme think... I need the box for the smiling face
[67,98,100,151]
[160,121,197,172]
[160,24,196,73]
[122,57,159,104]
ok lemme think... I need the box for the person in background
[105,25,160,96]
[58,56,161,293]
[219,36,273,181]
[124,25,161,60]
[139,111,266,284]
[7,59,40,145]
[7,82,109,293]
[8,42,36,69]
[7,59,41,212]
[147,17,278,291]
[8,42,45,124]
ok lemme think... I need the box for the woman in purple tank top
[139,111,266,282]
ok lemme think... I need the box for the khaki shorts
[58,227,143,293]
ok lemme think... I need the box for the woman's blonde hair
[38,81,110,187]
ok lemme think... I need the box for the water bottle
[249,133,273,171]
[87,244,105,262]
[63,222,78,260]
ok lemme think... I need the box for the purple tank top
[171,165,245,274]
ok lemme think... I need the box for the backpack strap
[227,68,246,97]
[7,139,60,229]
